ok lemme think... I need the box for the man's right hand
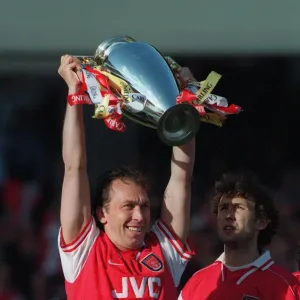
[58,55,82,91]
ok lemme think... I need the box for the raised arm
[160,67,196,244]
[58,55,91,244]
[160,138,195,244]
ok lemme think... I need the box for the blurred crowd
[0,56,300,299]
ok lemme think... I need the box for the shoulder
[267,264,299,286]
[180,261,220,299]
[186,261,220,283]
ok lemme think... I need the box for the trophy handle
[164,56,181,72]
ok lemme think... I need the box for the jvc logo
[112,277,161,298]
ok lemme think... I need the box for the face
[98,179,150,250]
[217,196,266,248]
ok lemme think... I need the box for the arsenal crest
[242,295,260,300]
[140,253,163,272]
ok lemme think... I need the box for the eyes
[123,203,149,210]
[219,204,245,211]
[124,204,135,209]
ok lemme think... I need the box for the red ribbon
[67,67,126,132]
[176,88,242,117]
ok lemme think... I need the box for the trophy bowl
[75,36,200,146]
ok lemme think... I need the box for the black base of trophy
[157,104,200,147]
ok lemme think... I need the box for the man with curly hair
[179,172,300,300]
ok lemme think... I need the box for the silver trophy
[75,36,200,146]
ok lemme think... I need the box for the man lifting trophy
[57,36,242,300]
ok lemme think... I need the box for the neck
[223,241,260,267]
[104,230,142,252]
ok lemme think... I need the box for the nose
[225,206,236,220]
[132,206,144,222]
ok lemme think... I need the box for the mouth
[128,226,142,232]
[223,225,236,233]
[126,226,144,234]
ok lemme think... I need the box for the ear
[255,216,269,231]
[96,206,108,225]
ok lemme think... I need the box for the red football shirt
[179,251,300,300]
[58,217,194,299]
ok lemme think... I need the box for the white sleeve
[58,217,99,283]
[151,219,194,287]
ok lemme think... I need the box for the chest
[79,239,174,299]
[195,281,262,300]
[105,253,165,298]
[193,271,276,300]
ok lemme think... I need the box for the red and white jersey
[58,217,194,300]
[179,251,300,300]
